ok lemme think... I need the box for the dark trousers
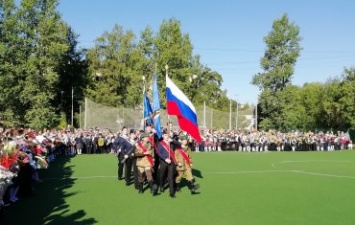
[153,153,160,180]
[159,159,176,194]
[131,158,139,189]
[117,156,124,179]
[124,158,133,183]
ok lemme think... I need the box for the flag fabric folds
[165,75,202,143]
[143,91,153,125]
[152,72,162,138]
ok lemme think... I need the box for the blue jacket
[157,140,179,160]
[113,136,133,155]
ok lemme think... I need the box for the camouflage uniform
[175,145,193,182]
[174,136,199,194]
[134,133,157,195]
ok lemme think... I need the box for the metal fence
[82,98,255,131]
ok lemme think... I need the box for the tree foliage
[86,18,226,111]
[252,13,302,91]
[0,0,83,128]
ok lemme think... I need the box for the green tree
[319,79,343,130]
[299,82,324,130]
[153,18,195,105]
[86,24,139,107]
[153,18,225,108]
[0,0,23,126]
[252,13,302,91]
[17,0,69,129]
[340,67,355,128]
[253,14,302,131]
[85,18,226,112]
[57,25,88,127]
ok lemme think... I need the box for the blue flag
[152,72,162,138]
[143,91,153,125]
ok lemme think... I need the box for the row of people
[197,130,353,151]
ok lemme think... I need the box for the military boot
[138,183,144,194]
[175,182,181,192]
[188,180,200,195]
[149,181,158,196]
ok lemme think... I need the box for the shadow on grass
[192,168,204,179]
[1,156,97,225]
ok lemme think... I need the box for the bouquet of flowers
[34,155,48,169]
[0,166,16,185]
[0,165,16,205]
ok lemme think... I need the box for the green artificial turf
[3,150,355,225]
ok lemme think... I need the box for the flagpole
[165,64,171,160]
[142,75,146,130]
[165,64,170,125]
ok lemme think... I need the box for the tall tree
[86,24,139,107]
[85,18,226,111]
[153,18,224,108]
[0,0,22,126]
[17,0,68,129]
[154,18,195,103]
[252,13,302,91]
[57,25,88,127]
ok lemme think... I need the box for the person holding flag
[151,71,163,179]
[157,129,178,198]
[175,135,200,194]
[134,133,158,195]
[163,65,202,197]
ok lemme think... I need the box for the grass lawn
[2,150,355,225]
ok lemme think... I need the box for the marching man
[134,133,158,195]
[175,135,200,194]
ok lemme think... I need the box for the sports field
[2,150,355,225]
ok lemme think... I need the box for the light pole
[71,86,74,127]
[236,103,239,130]
[229,98,232,130]
[60,90,64,111]
[142,75,146,129]
[255,96,258,130]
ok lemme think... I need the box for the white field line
[45,175,117,181]
[291,170,355,179]
[205,170,296,174]
[206,170,355,179]
[43,160,355,180]
[279,160,355,163]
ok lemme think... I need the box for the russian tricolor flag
[166,75,202,143]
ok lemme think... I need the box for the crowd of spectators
[196,129,353,152]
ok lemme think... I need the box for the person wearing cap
[175,135,200,194]
[144,123,160,181]
[134,133,157,195]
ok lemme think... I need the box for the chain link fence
[81,98,255,131]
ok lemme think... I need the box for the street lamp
[71,86,74,127]
[255,96,258,130]
[60,90,64,111]
[236,103,239,130]
[229,98,232,130]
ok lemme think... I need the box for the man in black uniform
[157,129,177,198]
[113,127,132,184]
